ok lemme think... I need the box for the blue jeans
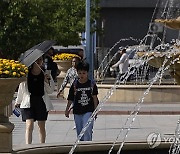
[74,112,94,141]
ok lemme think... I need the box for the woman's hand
[14,102,20,108]
[44,74,51,84]
[44,70,51,83]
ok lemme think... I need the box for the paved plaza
[10,91,180,153]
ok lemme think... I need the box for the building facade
[95,0,179,74]
[97,0,179,50]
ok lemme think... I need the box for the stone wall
[64,84,180,103]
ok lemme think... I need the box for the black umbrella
[19,40,56,67]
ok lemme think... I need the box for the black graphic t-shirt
[67,79,98,114]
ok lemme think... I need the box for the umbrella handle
[35,62,51,85]
[34,62,45,73]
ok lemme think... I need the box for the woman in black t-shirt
[15,56,55,144]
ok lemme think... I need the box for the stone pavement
[10,91,180,152]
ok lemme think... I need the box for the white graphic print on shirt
[77,87,91,106]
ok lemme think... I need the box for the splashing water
[68,0,180,151]
[108,56,180,154]
[68,45,180,154]
[169,118,180,154]
[97,37,141,79]
[98,34,166,85]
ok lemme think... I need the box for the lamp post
[85,0,93,80]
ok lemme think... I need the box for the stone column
[0,109,14,153]
[0,78,25,153]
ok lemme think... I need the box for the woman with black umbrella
[14,56,55,144]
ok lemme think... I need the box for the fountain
[12,0,180,154]
[66,0,180,153]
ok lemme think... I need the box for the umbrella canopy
[19,40,56,67]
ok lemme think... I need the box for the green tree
[0,0,99,59]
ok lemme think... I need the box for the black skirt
[21,95,48,122]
